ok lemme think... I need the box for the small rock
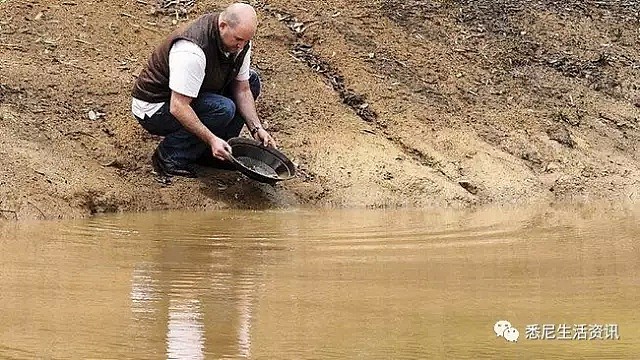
[88,110,106,120]
[458,180,478,195]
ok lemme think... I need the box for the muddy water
[0,206,639,359]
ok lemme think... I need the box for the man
[131,3,276,178]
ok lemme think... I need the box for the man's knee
[194,93,236,123]
[217,96,236,120]
[249,69,261,100]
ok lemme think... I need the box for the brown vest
[131,13,250,102]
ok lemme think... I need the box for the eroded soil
[1,0,639,220]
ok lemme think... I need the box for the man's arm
[167,40,231,160]
[230,79,277,147]
[169,91,232,160]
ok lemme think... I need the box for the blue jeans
[136,70,261,166]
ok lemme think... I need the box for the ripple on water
[1,207,639,359]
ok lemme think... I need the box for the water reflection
[0,205,638,359]
[123,210,293,359]
[166,298,204,360]
[130,262,259,359]
[131,264,159,315]
[237,288,252,358]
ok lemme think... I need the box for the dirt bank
[1,0,639,220]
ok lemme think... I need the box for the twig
[27,201,45,219]
[598,112,616,122]
[100,159,125,169]
[379,56,407,68]
[101,160,117,167]
[288,53,302,62]
[74,38,91,44]
[58,60,84,70]
[140,24,160,33]
[128,21,160,33]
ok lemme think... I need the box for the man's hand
[230,79,277,148]
[254,128,277,148]
[211,137,233,161]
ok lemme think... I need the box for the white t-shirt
[132,40,251,119]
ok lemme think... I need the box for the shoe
[152,148,197,178]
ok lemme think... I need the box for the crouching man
[131,3,276,178]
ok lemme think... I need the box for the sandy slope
[0,0,638,220]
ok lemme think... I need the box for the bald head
[218,3,257,53]
[221,3,257,32]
